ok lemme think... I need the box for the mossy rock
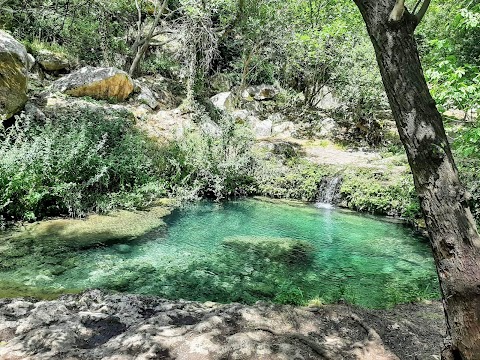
[222,236,314,264]
[3,205,171,250]
[0,30,28,120]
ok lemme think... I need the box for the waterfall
[315,176,342,209]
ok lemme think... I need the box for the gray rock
[137,85,159,110]
[253,119,272,138]
[26,53,36,71]
[210,92,235,111]
[231,109,251,121]
[52,66,134,101]
[36,49,70,71]
[0,290,444,360]
[0,30,28,120]
[272,121,295,138]
[24,102,46,122]
[313,86,342,110]
[201,121,222,137]
[318,117,339,138]
[242,85,277,101]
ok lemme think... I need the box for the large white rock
[253,119,273,138]
[314,86,342,110]
[210,92,235,111]
[242,85,277,101]
[0,31,28,120]
[272,121,295,138]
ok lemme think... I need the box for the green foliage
[454,123,480,158]
[162,110,256,200]
[274,282,305,305]
[457,157,480,222]
[0,108,165,222]
[2,0,135,66]
[340,168,420,219]
[420,1,480,112]
[254,157,331,201]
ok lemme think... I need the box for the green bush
[254,157,331,201]
[0,108,165,222]
[340,168,420,219]
[162,112,256,200]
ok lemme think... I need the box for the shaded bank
[0,290,445,360]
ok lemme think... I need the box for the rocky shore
[0,290,444,360]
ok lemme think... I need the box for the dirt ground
[0,290,445,360]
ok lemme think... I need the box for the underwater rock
[3,206,170,250]
[222,236,314,264]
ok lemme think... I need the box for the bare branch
[412,0,422,14]
[415,0,432,25]
[129,0,169,76]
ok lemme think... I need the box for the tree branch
[388,0,405,22]
[412,0,422,14]
[415,0,432,25]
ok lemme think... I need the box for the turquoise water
[0,199,440,308]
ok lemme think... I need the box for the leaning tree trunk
[353,1,480,359]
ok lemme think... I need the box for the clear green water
[0,199,440,308]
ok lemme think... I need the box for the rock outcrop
[135,82,159,109]
[36,49,70,71]
[52,66,134,101]
[0,290,444,360]
[242,84,277,101]
[211,91,235,111]
[0,31,28,120]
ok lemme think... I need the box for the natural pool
[0,199,440,308]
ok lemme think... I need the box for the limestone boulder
[0,31,28,120]
[36,49,70,71]
[318,117,339,138]
[52,66,134,101]
[252,119,273,138]
[272,121,295,138]
[242,84,277,101]
[26,53,36,71]
[314,86,342,110]
[210,91,235,111]
[135,82,159,110]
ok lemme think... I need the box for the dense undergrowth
[1,103,424,227]
[0,108,166,224]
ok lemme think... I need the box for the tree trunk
[353,1,480,358]
[128,0,168,77]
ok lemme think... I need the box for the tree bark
[352,1,480,359]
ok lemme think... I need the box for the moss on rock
[3,205,171,250]
[222,235,314,264]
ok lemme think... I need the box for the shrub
[340,168,420,219]
[162,112,256,200]
[254,157,331,201]
[0,107,165,222]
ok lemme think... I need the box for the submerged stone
[3,206,171,250]
[222,236,315,264]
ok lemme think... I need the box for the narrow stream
[0,199,439,308]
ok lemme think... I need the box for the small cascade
[315,176,342,209]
